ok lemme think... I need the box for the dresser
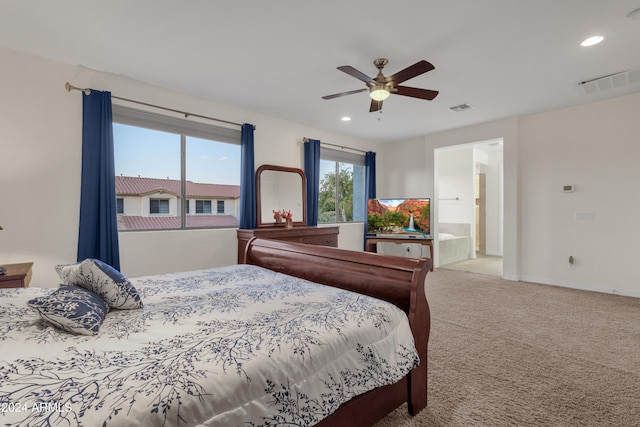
[0,262,34,288]
[237,226,339,263]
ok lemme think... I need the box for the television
[367,198,431,238]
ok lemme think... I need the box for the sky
[113,123,241,185]
[113,123,355,188]
[377,198,431,207]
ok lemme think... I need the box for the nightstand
[0,262,34,288]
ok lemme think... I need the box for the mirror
[256,164,307,227]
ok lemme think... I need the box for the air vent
[579,69,640,94]
[448,103,473,112]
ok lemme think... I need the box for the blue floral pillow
[27,285,109,335]
[55,259,143,309]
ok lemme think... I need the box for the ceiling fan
[322,58,439,112]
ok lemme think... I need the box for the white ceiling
[2,0,640,143]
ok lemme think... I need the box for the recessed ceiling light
[581,35,604,47]
[341,116,351,121]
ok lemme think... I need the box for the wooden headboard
[243,237,430,314]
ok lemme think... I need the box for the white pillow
[56,259,143,309]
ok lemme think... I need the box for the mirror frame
[256,164,307,228]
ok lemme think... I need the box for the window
[113,105,241,231]
[150,199,170,214]
[217,200,225,214]
[318,148,366,223]
[195,200,212,214]
[116,198,124,214]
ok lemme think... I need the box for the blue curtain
[365,151,376,199]
[304,139,321,226]
[364,151,377,248]
[77,90,120,270]
[239,123,256,229]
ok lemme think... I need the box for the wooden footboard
[243,238,431,424]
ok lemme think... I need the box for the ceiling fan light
[370,87,390,101]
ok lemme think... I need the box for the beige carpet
[440,254,503,277]
[375,268,640,427]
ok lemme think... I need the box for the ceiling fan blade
[388,60,435,84]
[322,88,368,100]
[370,99,383,112]
[394,85,439,100]
[337,65,374,83]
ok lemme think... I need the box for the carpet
[374,268,640,427]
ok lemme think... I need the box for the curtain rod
[65,82,251,129]
[302,137,368,154]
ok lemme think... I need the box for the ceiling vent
[578,69,640,94]
[448,103,473,112]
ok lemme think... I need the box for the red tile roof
[118,215,239,230]
[116,176,240,199]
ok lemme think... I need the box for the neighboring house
[115,176,240,230]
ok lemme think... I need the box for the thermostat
[562,185,575,193]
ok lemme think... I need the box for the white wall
[1,47,82,288]
[0,46,377,287]
[485,150,503,256]
[381,117,520,279]
[376,136,428,199]
[517,94,640,296]
[381,94,640,297]
[436,145,477,261]
[438,147,475,225]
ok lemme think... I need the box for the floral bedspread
[0,264,418,426]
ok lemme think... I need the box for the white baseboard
[518,275,640,298]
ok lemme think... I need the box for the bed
[0,238,431,426]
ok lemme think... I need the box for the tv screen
[367,198,431,237]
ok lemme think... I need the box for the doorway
[435,139,503,275]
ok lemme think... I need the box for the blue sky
[113,123,241,185]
